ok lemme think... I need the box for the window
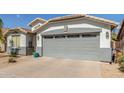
[32,23,42,30]
[55,35,65,39]
[11,35,20,48]
[106,32,109,39]
[67,34,80,38]
[34,24,41,30]
[82,34,97,37]
[43,36,53,39]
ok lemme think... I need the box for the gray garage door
[42,33,100,60]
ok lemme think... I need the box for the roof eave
[33,14,118,33]
[4,28,33,36]
[28,18,46,26]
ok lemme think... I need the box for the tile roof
[4,27,32,36]
[33,14,118,33]
[28,18,46,27]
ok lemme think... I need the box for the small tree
[0,18,4,43]
[0,18,4,52]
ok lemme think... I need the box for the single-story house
[28,14,118,61]
[116,19,124,52]
[4,27,36,55]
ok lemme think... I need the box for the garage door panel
[43,33,100,60]
[43,44,98,48]
[43,36,99,48]
[43,48,99,60]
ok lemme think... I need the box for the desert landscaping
[0,53,124,78]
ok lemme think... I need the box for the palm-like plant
[0,18,4,43]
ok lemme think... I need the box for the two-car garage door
[42,33,100,60]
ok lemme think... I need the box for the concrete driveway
[0,56,102,78]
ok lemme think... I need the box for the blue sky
[0,14,124,30]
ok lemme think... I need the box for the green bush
[8,57,16,63]
[118,55,124,63]
[118,54,124,72]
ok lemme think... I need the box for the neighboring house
[4,27,36,55]
[0,28,8,52]
[116,20,124,52]
[28,14,117,61]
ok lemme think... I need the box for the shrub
[116,52,123,64]
[117,52,124,72]
[8,48,18,63]
[117,53,124,63]
[8,57,16,63]
[9,53,17,57]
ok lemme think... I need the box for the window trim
[55,35,65,39]
[67,34,80,38]
[43,36,54,39]
[82,34,97,37]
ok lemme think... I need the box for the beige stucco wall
[7,32,26,47]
